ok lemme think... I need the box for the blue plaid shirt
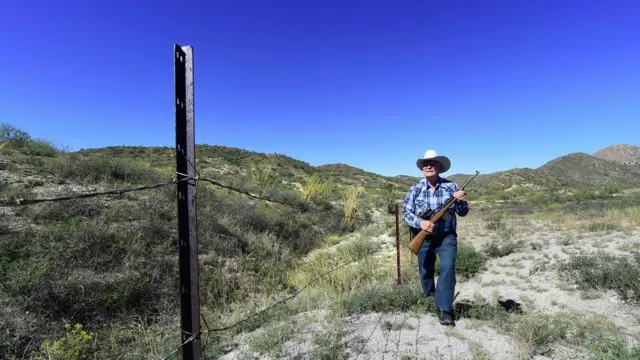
[402,177,469,234]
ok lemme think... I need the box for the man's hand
[453,190,467,203]
[420,220,434,233]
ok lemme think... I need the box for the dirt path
[338,312,518,360]
[219,220,640,359]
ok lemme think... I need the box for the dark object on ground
[498,299,522,313]
[452,297,524,320]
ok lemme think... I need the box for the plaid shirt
[402,177,469,234]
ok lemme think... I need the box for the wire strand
[204,252,366,333]
[0,179,187,207]
[3,173,371,225]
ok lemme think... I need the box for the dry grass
[342,185,365,231]
[3,124,640,359]
[533,205,640,232]
[301,174,333,203]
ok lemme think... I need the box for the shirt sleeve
[452,182,470,217]
[402,184,423,228]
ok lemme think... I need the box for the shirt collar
[421,176,443,189]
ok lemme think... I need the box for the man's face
[422,161,440,177]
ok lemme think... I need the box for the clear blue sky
[2,1,639,177]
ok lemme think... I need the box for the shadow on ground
[453,298,523,321]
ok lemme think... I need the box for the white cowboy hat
[416,149,451,173]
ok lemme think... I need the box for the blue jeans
[415,231,457,312]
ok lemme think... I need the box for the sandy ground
[218,218,640,360]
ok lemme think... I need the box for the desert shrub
[1,220,178,324]
[23,197,104,223]
[31,324,95,360]
[500,204,534,215]
[558,252,640,302]
[0,184,34,206]
[483,239,519,258]
[301,175,333,203]
[483,211,505,231]
[582,220,625,233]
[0,123,31,147]
[248,166,277,196]
[0,123,58,157]
[502,313,640,359]
[424,242,488,281]
[0,303,38,357]
[439,242,487,279]
[262,187,306,208]
[341,282,428,314]
[527,192,560,206]
[19,139,58,157]
[43,154,164,185]
[0,187,182,329]
[342,185,364,232]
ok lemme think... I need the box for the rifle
[407,171,480,254]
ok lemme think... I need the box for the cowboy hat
[416,149,451,173]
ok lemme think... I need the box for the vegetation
[1,124,639,359]
[0,123,60,157]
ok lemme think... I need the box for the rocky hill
[68,143,640,207]
[448,144,640,194]
[539,151,640,188]
[593,143,640,165]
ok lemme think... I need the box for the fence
[1,44,410,360]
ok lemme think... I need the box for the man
[402,149,469,326]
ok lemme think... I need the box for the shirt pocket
[414,199,428,217]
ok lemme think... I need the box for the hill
[538,151,640,188]
[447,145,640,196]
[77,143,640,197]
[593,143,640,165]
[1,124,640,359]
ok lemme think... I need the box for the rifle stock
[407,171,479,255]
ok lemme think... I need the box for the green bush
[0,123,31,148]
[558,252,640,303]
[33,324,95,360]
[0,123,58,157]
[442,242,487,279]
[483,239,519,258]
[43,154,164,185]
[341,282,427,314]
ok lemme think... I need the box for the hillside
[594,143,640,165]
[447,145,640,196]
[539,151,640,188]
[0,127,389,358]
[1,125,640,359]
[78,144,640,198]
[76,145,413,198]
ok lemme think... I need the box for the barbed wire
[0,179,188,207]
[2,172,373,225]
[207,253,366,333]
[157,251,371,359]
[178,173,371,224]
[159,331,201,360]
[354,312,385,360]
[2,170,389,358]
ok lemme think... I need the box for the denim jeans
[412,229,457,312]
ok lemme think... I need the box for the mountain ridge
[593,143,640,165]
[430,144,640,191]
[75,143,640,192]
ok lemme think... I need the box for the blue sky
[2,1,639,177]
